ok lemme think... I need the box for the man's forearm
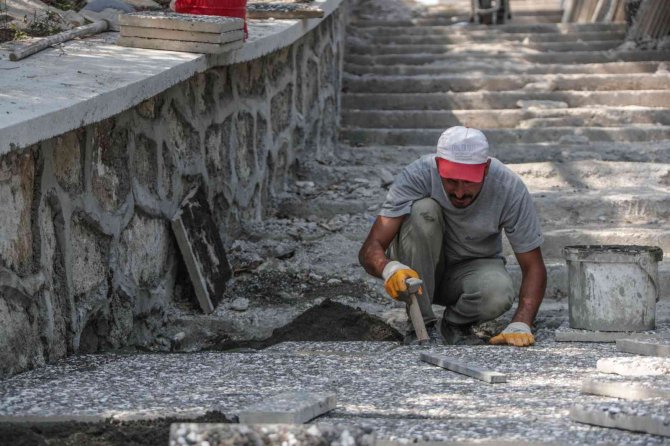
[358,239,390,278]
[511,265,546,326]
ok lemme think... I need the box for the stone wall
[0,7,347,378]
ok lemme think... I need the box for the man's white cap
[436,126,490,182]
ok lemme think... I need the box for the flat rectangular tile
[118,11,244,33]
[597,356,670,376]
[617,338,670,357]
[582,375,670,400]
[117,36,244,54]
[171,187,232,313]
[169,423,375,446]
[120,27,244,44]
[237,392,337,424]
[554,326,660,343]
[571,401,670,437]
[420,352,507,384]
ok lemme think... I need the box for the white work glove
[489,322,535,347]
[382,261,421,300]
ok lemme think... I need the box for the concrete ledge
[0,0,344,156]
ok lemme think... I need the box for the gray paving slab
[263,341,398,356]
[617,338,670,357]
[554,326,661,343]
[118,11,244,33]
[119,26,245,44]
[420,352,507,383]
[571,401,670,438]
[237,392,336,424]
[117,36,244,54]
[597,356,670,376]
[2,342,670,443]
[582,374,670,400]
[169,423,376,446]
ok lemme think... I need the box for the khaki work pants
[387,198,515,327]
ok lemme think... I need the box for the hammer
[403,277,429,345]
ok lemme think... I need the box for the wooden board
[117,35,243,54]
[118,11,243,33]
[120,26,244,44]
[246,3,324,19]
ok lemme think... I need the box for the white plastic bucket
[563,245,663,331]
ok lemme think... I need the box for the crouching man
[358,126,547,346]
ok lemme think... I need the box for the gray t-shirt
[380,155,544,265]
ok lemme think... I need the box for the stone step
[344,61,663,76]
[349,22,627,34]
[342,73,670,94]
[340,141,670,165]
[344,50,670,66]
[340,126,670,146]
[349,21,619,34]
[342,90,670,110]
[341,107,670,129]
[507,257,670,300]
[347,40,622,55]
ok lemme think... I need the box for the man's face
[441,177,485,208]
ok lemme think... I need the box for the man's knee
[477,271,515,321]
[405,198,443,237]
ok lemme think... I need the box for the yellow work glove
[490,322,535,347]
[382,261,422,300]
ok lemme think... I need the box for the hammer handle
[409,294,429,344]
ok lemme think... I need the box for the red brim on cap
[437,158,486,183]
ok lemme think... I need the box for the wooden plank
[117,36,243,54]
[120,26,244,44]
[237,392,336,424]
[118,11,243,33]
[246,3,324,19]
[420,352,507,384]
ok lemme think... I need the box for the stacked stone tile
[117,11,245,53]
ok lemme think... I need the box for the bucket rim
[563,244,663,261]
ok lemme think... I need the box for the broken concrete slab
[119,27,244,44]
[171,187,232,314]
[117,36,244,54]
[118,11,244,33]
[420,352,507,383]
[169,423,376,446]
[617,338,670,357]
[554,325,660,343]
[570,401,670,438]
[582,375,670,400]
[597,356,670,376]
[237,392,336,424]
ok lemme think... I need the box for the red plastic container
[175,0,248,38]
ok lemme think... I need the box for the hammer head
[405,277,423,295]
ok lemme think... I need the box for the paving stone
[118,11,244,33]
[597,356,670,376]
[263,341,398,356]
[554,326,661,343]
[420,352,507,384]
[117,36,244,54]
[169,423,376,446]
[570,401,670,438]
[119,26,244,44]
[171,187,232,314]
[617,338,670,357]
[582,374,670,400]
[237,392,336,424]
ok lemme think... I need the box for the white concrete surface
[0,0,344,156]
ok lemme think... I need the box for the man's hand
[490,322,535,347]
[382,261,422,300]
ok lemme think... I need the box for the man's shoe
[403,323,444,346]
[440,321,485,345]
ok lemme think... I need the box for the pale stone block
[120,26,244,44]
[237,392,336,424]
[420,352,507,384]
[118,11,243,33]
[571,402,670,437]
[597,356,670,376]
[617,338,670,357]
[117,36,244,54]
